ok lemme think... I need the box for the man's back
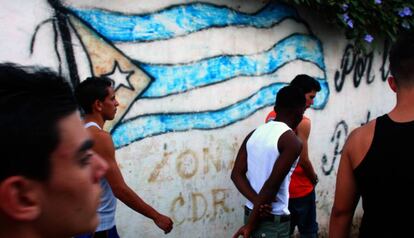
[245,121,298,215]
[231,85,306,238]
[330,30,414,238]
[353,114,414,236]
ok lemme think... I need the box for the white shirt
[245,121,298,215]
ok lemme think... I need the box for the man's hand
[153,213,174,234]
[232,224,254,238]
[258,203,273,218]
[312,174,319,185]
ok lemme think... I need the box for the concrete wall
[0,0,394,237]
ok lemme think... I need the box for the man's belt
[244,206,290,223]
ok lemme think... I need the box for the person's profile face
[305,90,317,108]
[101,86,119,120]
[39,112,107,237]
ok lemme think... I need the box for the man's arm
[93,131,173,234]
[231,131,258,203]
[329,130,361,238]
[296,118,318,184]
[233,130,302,238]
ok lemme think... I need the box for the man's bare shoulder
[302,115,311,122]
[296,117,311,136]
[300,116,311,125]
[280,129,303,152]
[343,119,376,168]
[86,127,113,145]
[347,119,376,143]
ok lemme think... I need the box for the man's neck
[83,114,105,128]
[389,88,414,122]
[274,115,295,129]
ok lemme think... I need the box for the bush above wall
[284,0,414,51]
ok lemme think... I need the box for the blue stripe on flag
[139,34,325,98]
[112,79,328,148]
[70,2,298,42]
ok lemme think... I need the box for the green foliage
[283,0,414,51]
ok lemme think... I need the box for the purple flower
[342,4,349,11]
[342,14,353,28]
[347,19,353,28]
[402,22,411,29]
[399,7,413,17]
[403,7,412,16]
[364,34,374,43]
[343,13,350,22]
[375,0,381,4]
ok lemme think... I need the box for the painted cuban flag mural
[58,1,329,148]
[3,1,397,236]
[1,0,331,236]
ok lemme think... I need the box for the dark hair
[275,85,306,110]
[75,76,113,114]
[290,74,321,93]
[389,32,414,86]
[0,63,77,181]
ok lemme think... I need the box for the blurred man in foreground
[0,63,108,238]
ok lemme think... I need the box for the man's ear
[93,99,103,112]
[388,76,398,92]
[0,176,42,221]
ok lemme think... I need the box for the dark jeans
[244,207,291,238]
[289,189,318,238]
[74,226,120,238]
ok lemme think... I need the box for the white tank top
[245,121,298,215]
[84,121,101,130]
[84,121,117,231]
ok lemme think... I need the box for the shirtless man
[74,76,173,238]
[329,32,414,237]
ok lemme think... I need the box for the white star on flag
[103,61,135,91]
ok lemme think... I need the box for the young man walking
[75,77,173,238]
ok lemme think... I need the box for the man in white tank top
[231,86,306,238]
[74,77,173,238]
